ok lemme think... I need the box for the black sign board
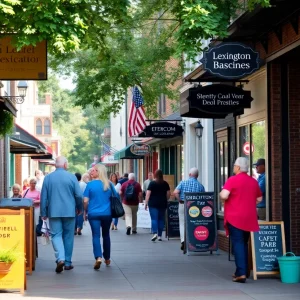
[166,201,180,239]
[251,222,286,280]
[186,84,253,118]
[200,42,260,79]
[184,192,217,253]
[138,122,183,138]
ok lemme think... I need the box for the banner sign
[251,221,286,280]
[166,201,180,239]
[0,213,25,291]
[130,143,151,156]
[200,43,260,79]
[184,192,217,253]
[186,84,253,118]
[0,36,47,80]
[101,155,119,164]
[139,122,183,138]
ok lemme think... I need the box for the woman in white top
[110,173,120,230]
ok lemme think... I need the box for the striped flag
[128,86,147,137]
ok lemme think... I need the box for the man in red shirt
[220,157,262,283]
[120,173,142,235]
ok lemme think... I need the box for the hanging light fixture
[195,120,204,140]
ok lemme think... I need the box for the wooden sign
[251,221,286,280]
[0,210,26,293]
[184,192,218,254]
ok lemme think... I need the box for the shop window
[216,129,229,213]
[239,120,267,219]
[44,118,51,135]
[36,119,42,135]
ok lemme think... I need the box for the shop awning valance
[114,144,144,160]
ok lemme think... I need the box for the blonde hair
[94,164,110,191]
[12,183,21,191]
[29,178,37,184]
[82,173,90,183]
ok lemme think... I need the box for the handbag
[109,182,125,218]
[41,220,51,246]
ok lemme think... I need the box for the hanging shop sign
[200,43,260,79]
[138,122,183,138]
[130,143,151,156]
[183,84,253,119]
[0,36,47,80]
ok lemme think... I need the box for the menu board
[184,192,217,253]
[251,221,286,280]
[166,201,180,239]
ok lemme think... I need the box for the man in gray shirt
[41,156,83,273]
[142,172,153,199]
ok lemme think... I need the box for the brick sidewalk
[1,219,300,300]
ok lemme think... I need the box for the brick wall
[288,63,300,254]
[218,230,229,252]
[15,154,22,186]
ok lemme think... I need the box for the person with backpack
[119,173,142,235]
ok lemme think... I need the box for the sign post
[166,201,180,239]
[184,192,218,255]
[251,221,286,280]
[0,210,26,293]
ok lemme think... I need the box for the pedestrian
[83,164,115,270]
[35,170,44,192]
[142,172,153,200]
[145,170,170,241]
[82,172,90,183]
[118,173,129,185]
[173,167,205,251]
[40,156,83,273]
[22,178,29,191]
[120,173,142,235]
[110,172,120,230]
[11,184,22,198]
[74,173,87,236]
[220,157,262,283]
[253,158,266,220]
[23,178,41,226]
[115,171,121,180]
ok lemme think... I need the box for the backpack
[125,182,136,202]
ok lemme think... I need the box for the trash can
[277,252,300,284]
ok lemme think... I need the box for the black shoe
[132,230,137,234]
[55,261,65,273]
[232,276,246,283]
[151,234,158,241]
[126,227,131,235]
[180,242,184,251]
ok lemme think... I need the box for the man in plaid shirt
[173,167,205,251]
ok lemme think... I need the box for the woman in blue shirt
[84,164,115,270]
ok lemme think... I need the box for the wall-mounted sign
[130,143,151,156]
[200,43,260,79]
[101,155,119,164]
[183,84,253,119]
[0,36,47,80]
[138,122,183,138]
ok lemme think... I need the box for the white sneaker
[158,237,162,241]
[151,234,158,241]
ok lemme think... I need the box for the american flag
[128,86,147,137]
[103,142,111,155]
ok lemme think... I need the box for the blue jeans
[49,217,76,267]
[112,218,118,226]
[149,207,166,237]
[88,215,112,260]
[228,223,250,277]
[75,214,84,230]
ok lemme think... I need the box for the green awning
[114,144,144,160]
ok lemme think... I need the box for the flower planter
[0,262,13,274]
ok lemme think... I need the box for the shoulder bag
[109,182,125,218]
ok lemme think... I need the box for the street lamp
[195,120,204,140]
[4,81,28,104]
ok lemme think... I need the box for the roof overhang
[114,144,144,160]
[0,97,17,117]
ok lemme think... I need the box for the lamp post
[195,120,204,139]
[4,81,28,104]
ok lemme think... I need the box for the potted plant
[0,245,22,274]
[0,109,13,138]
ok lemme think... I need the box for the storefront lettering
[152,127,176,132]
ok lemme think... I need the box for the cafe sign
[130,143,151,156]
[187,84,253,118]
[138,122,183,138]
[201,43,260,79]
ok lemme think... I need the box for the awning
[114,144,144,160]
[101,154,119,165]
[0,97,17,117]
[10,124,53,159]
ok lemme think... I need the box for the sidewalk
[2,219,300,300]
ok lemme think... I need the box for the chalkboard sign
[166,201,180,239]
[251,221,286,280]
[184,192,217,253]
